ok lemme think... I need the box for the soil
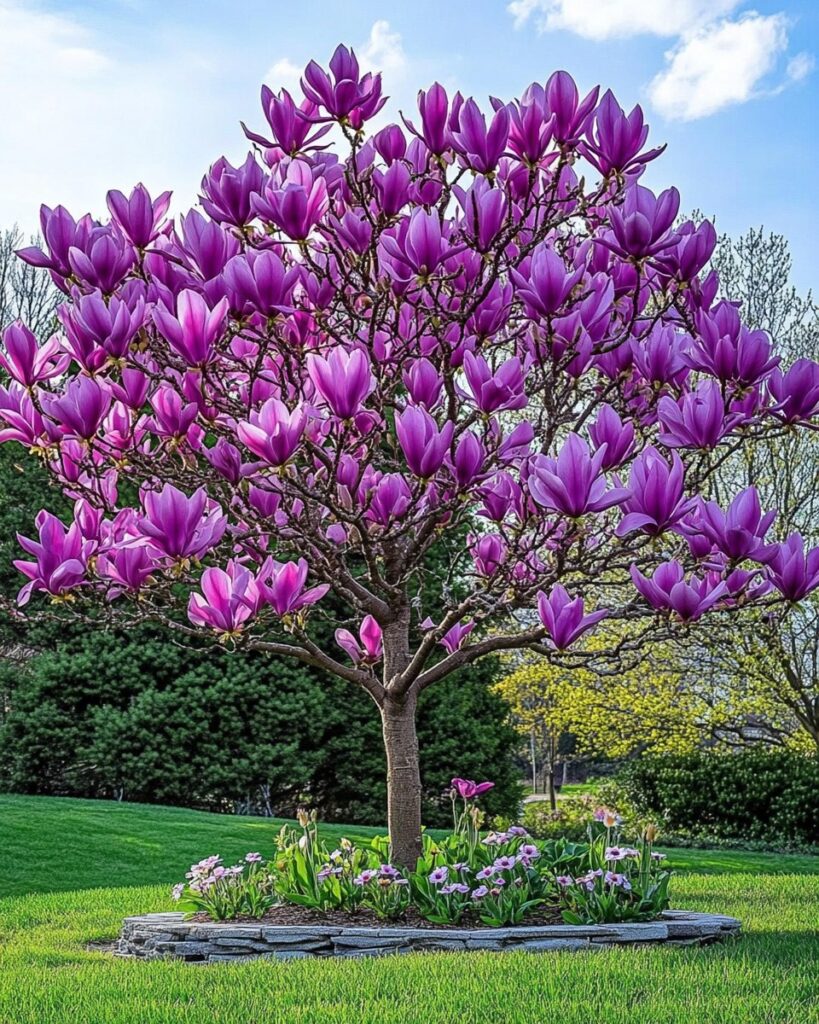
[190,903,566,930]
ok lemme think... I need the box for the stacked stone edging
[116,910,741,961]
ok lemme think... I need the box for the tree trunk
[546,770,557,811]
[381,691,423,868]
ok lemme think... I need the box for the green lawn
[1,794,818,1024]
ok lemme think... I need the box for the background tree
[686,226,819,750]
[4,49,819,866]
[0,226,58,338]
[495,629,705,808]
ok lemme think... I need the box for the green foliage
[0,628,520,825]
[619,751,819,846]
[519,795,604,841]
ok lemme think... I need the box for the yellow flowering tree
[494,629,707,808]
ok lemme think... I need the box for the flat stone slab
[117,910,741,962]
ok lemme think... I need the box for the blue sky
[1,0,816,292]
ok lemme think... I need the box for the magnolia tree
[3,46,819,865]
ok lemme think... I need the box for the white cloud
[786,51,815,83]
[0,1,243,235]
[507,0,739,40]
[648,13,789,120]
[360,19,407,75]
[508,0,813,121]
[264,57,302,93]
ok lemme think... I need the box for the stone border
[117,910,740,961]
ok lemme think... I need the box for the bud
[643,823,659,843]
[296,807,310,827]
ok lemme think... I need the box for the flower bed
[160,783,698,938]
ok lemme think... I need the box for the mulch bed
[190,904,565,930]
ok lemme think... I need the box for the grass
[1,794,818,1024]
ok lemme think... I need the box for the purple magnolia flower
[406,83,451,155]
[373,124,407,164]
[506,93,554,165]
[14,510,91,605]
[428,866,449,885]
[395,406,454,478]
[454,179,508,251]
[655,218,717,285]
[381,207,460,281]
[617,447,694,537]
[605,846,625,861]
[462,352,528,414]
[632,325,688,388]
[307,347,374,419]
[153,289,229,367]
[542,70,599,148]
[0,384,50,448]
[582,90,663,177]
[451,98,509,174]
[602,184,679,261]
[366,473,413,527]
[335,615,383,663]
[222,249,299,317]
[107,184,171,248]
[0,322,68,387]
[689,304,778,386]
[96,543,160,597]
[697,488,776,562]
[147,386,199,441]
[68,225,136,293]
[451,778,494,799]
[658,380,741,450]
[187,560,262,634]
[471,885,489,900]
[41,375,111,440]
[537,584,608,650]
[259,558,329,616]
[200,154,265,228]
[17,204,94,282]
[588,404,635,471]
[301,44,386,124]
[555,875,573,888]
[138,484,226,561]
[243,86,330,155]
[493,855,518,871]
[758,533,819,601]
[237,398,306,466]
[451,432,486,490]
[510,244,585,318]
[528,433,629,518]
[373,161,411,218]
[59,289,146,367]
[439,620,476,653]
[470,534,506,577]
[403,358,443,409]
[630,561,727,622]
[768,358,819,423]
[252,160,329,241]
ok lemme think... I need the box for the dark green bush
[618,750,819,846]
[0,628,521,827]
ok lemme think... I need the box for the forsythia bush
[619,751,819,846]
